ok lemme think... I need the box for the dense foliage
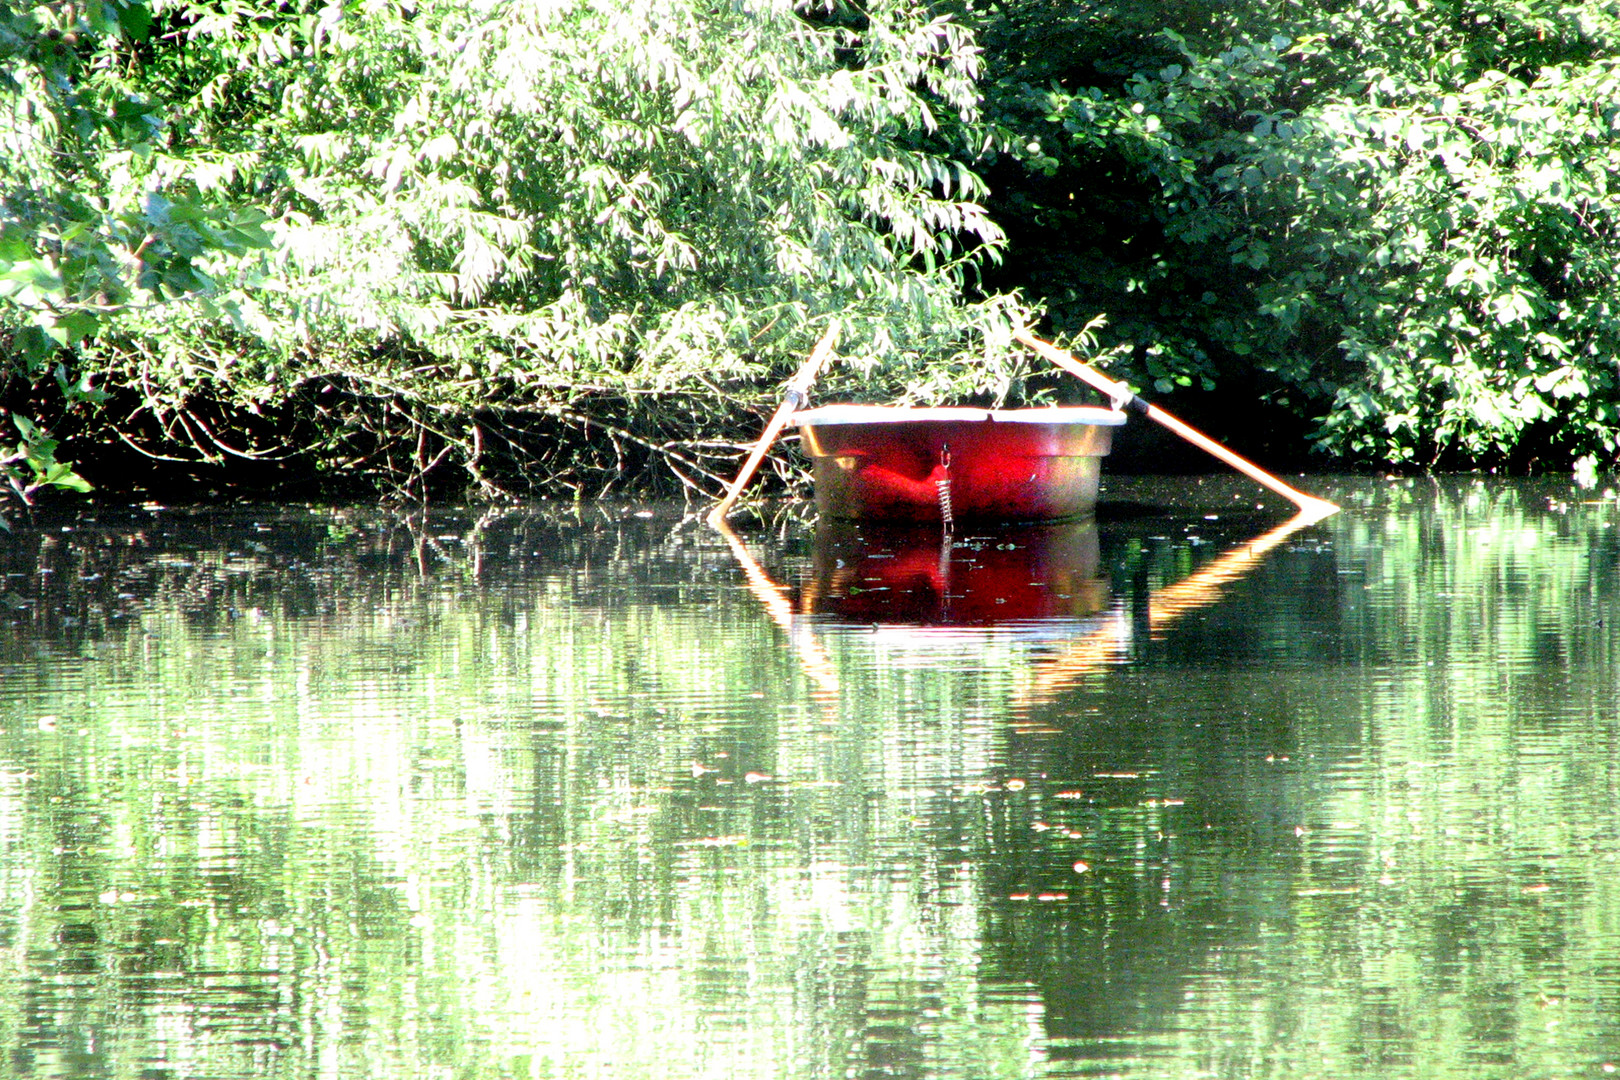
[4,0,1619,510]
[4,0,1033,509]
[982,0,1620,471]
[1,0,270,513]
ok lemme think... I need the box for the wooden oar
[1014,328,1338,521]
[707,320,841,526]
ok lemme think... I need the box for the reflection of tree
[978,479,1620,1074]
[0,505,819,1078]
[712,503,1348,1074]
[972,669,1336,1059]
[0,746,415,1077]
[3,483,1620,1078]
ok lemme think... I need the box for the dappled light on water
[1,476,1618,1078]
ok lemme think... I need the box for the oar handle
[1014,328,1338,519]
[708,320,841,525]
[1013,328,1140,410]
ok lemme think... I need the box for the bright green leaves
[252,0,1020,397]
[0,0,1040,500]
[73,0,154,41]
[1282,56,1620,464]
[6,413,90,494]
[1,410,91,528]
[0,255,66,308]
[129,195,274,298]
[992,0,1620,468]
[1,0,276,511]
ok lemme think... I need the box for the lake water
[1,475,1618,1080]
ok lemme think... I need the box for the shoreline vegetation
[5,0,1619,518]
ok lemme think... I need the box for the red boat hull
[792,406,1125,522]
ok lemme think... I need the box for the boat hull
[792,406,1126,522]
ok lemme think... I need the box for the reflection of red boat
[802,521,1109,626]
[791,406,1126,523]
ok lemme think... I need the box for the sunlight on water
[0,477,1618,1079]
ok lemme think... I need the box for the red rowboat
[791,405,1126,523]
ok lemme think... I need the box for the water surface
[1,476,1618,1079]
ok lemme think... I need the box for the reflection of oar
[1013,329,1338,521]
[1019,507,1327,706]
[713,520,842,706]
[707,321,841,527]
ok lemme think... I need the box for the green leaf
[2,259,66,296]
[44,310,101,346]
[55,364,111,406]
[42,461,92,492]
[113,0,152,41]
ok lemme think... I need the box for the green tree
[983,0,1620,470]
[14,0,1041,500]
[0,0,269,520]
